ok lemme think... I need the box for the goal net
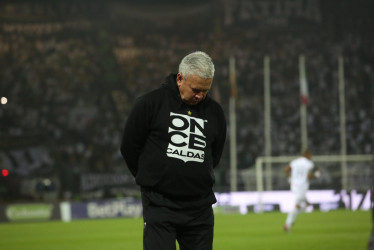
[236,154,374,192]
[225,154,373,213]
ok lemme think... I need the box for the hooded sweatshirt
[120,74,226,207]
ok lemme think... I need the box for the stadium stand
[0,0,372,201]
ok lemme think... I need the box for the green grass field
[0,210,371,250]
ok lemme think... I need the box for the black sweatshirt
[120,74,226,207]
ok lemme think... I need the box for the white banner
[214,189,371,214]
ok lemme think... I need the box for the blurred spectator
[0,0,372,198]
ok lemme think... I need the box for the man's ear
[176,73,183,85]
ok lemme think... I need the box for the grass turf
[0,210,371,250]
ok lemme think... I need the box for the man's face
[176,73,212,106]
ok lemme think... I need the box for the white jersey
[289,156,314,192]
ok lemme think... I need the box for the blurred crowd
[0,1,372,196]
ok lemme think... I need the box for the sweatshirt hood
[163,73,180,98]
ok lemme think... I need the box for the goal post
[255,154,373,211]
[256,154,374,192]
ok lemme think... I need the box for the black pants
[142,196,214,250]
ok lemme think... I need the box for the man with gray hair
[121,51,227,250]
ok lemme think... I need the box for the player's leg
[298,199,309,212]
[285,207,299,231]
[142,201,177,250]
[176,206,214,250]
[297,186,310,213]
[284,195,298,231]
[284,189,307,231]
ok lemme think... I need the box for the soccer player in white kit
[283,149,321,232]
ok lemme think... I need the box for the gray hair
[178,51,215,79]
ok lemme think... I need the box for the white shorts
[291,184,308,205]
